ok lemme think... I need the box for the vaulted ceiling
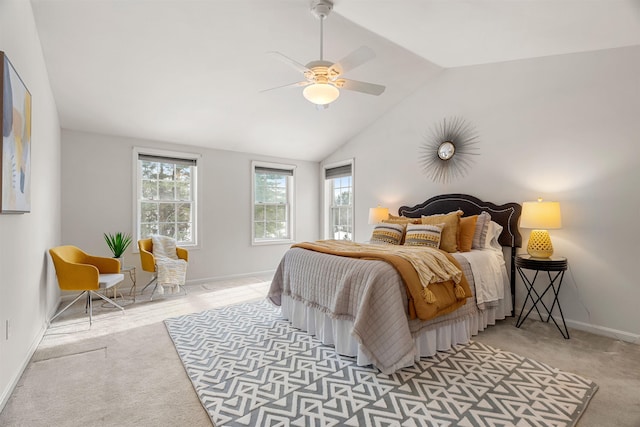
[30,0,640,161]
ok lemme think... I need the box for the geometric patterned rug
[164,300,598,427]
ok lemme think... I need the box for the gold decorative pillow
[421,210,463,253]
[404,223,443,248]
[370,223,405,245]
[385,214,422,225]
[458,215,478,252]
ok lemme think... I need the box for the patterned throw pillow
[421,210,463,253]
[472,211,492,249]
[458,215,478,252]
[370,223,405,245]
[404,223,444,248]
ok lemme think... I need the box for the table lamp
[368,206,389,224]
[520,198,562,258]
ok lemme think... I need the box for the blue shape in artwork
[2,56,13,138]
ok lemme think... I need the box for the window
[324,161,353,240]
[135,149,199,245]
[252,161,295,244]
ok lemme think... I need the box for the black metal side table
[515,254,570,339]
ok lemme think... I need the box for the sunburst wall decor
[419,116,480,184]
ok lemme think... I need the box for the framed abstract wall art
[1,51,32,213]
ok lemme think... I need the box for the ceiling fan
[264,0,386,109]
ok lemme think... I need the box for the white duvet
[459,221,510,306]
[459,250,506,306]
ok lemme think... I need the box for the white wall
[61,130,320,285]
[323,46,640,342]
[0,0,62,409]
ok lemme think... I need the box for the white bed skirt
[280,295,512,370]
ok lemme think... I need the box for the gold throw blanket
[292,240,472,321]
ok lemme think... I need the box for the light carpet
[165,300,598,427]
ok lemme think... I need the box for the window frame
[251,160,296,246]
[322,159,354,241]
[133,147,201,249]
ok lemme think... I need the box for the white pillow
[472,211,492,249]
[484,221,503,252]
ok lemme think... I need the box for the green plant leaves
[104,232,133,258]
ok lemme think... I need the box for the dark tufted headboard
[398,194,522,313]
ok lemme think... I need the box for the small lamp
[368,206,389,224]
[520,198,562,258]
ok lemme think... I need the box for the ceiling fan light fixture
[264,0,385,104]
[303,83,339,105]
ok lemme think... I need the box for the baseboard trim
[0,321,48,412]
[185,270,276,287]
[512,307,640,344]
[564,318,640,344]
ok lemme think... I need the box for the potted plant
[104,232,133,260]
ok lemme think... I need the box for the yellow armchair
[138,238,188,299]
[49,246,125,325]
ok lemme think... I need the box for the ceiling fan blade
[267,51,311,74]
[260,81,310,93]
[338,79,386,96]
[328,46,376,78]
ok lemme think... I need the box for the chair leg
[141,275,157,294]
[50,291,88,324]
[90,291,125,313]
[150,284,159,301]
[49,290,124,327]
[88,293,93,325]
[140,273,160,301]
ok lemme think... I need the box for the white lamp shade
[303,83,339,105]
[368,207,389,224]
[520,200,562,229]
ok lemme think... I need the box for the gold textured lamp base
[527,229,554,258]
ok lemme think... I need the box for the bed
[268,194,522,374]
